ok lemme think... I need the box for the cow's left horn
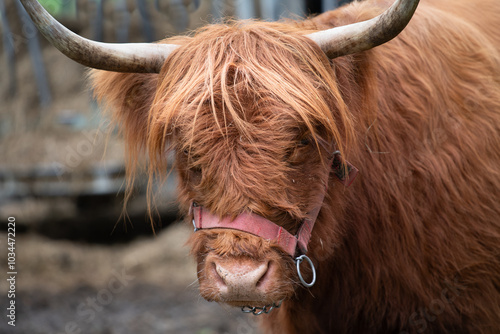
[306,0,419,59]
[19,0,179,73]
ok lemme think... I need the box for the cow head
[156,24,348,308]
[20,0,419,311]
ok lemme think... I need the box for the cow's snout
[204,254,276,304]
[213,259,269,290]
[192,230,295,307]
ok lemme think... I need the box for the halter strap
[190,152,358,257]
[191,204,299,256]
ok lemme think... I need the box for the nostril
[256,263,269,288]
[210,262,224,283]
[211,261,228,288]
[256,261,273,289]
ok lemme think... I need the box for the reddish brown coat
[91,0,500,332]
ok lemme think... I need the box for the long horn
[19,0,179,73]
[306,0,419,59]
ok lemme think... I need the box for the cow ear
[89,70,158,155]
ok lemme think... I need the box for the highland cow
[21,0,500,332]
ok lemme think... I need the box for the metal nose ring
[295,255,316,288]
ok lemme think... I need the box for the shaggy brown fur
[90,0,500,333]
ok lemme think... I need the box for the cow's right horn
[306,0,419,59]
[19,0,179,73]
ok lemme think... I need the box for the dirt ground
[0,223,264,334]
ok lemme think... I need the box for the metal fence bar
[322,0,339,12]
[0,0,17,97]
[114,0,130,43]
[90,0,104,41]
[259,0,305,21]
[136,0,155,42]
[235,0,257,19]
[14,0,51,108]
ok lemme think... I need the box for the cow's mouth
[241,300,283,315]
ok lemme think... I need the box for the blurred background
[0,0,351,333]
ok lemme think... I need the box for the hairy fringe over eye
[134,20,353,221]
